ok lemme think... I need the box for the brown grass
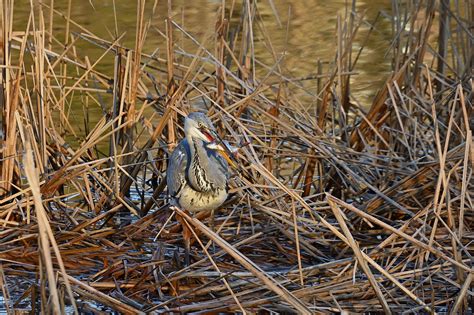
[0,0,472,313]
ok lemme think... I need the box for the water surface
[13,0,394,108]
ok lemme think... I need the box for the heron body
[167,113,230,212]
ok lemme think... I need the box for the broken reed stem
[23,138,78,314]
[173,207,312,314]
[329,198,392,314]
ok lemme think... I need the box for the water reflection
[13,0,393,106]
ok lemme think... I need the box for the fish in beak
[206,132,239,169]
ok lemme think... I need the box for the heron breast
[178,186,228,212]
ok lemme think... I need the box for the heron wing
[210,150,230,180]
[167,140,189,198]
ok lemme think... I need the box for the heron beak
[209,143,237,168]
[196,126,215,142]
[201,129,215,142]
[206,130,239,168]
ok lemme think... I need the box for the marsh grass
[0,0,472,313]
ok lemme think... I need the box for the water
[12,0,394,107]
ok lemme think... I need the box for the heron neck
[186,135,222,192]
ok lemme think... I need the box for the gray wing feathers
[167,141,188,197]
[212,153,230,180]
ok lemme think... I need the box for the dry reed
[0,0,472,313]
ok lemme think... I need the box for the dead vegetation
[0,0,473,313]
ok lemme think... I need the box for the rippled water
[13,0,394,107]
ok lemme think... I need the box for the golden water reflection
[14,0,394,107]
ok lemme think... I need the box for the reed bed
[0,0,472,313]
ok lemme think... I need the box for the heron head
[185,112,239,169]
[184,112,217,143]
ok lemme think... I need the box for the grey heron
[167,112,235,263]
